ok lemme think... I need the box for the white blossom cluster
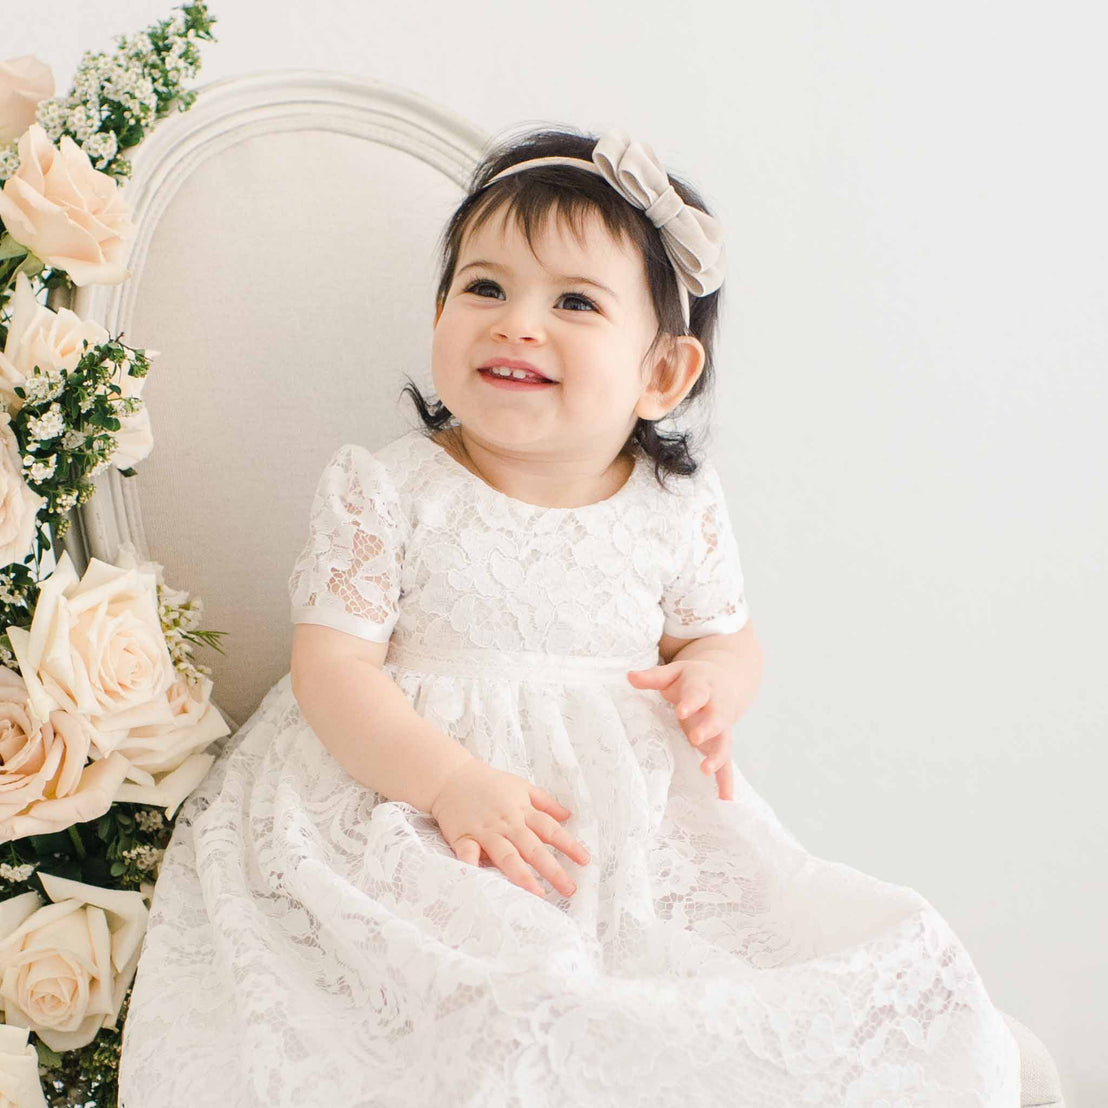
[14,353,143,493]
[0,568,26,612]
[0,861,37,884]
[121,843,164,873]
[51,487,81,512]
[22,452,57,483]
[24,401,65,446]
[62,428,91,452]
[133,808,165,834]
[20,5,208,178]
[0,142,19,178]
[82,130,118,169]
[160,589,214,682]
[18,365,67,407]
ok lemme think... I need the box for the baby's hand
[430,757,590,899]
[626,659,742,801]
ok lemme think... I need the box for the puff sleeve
[660,458,750,639]
[287,443,406,643]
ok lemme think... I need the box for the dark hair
[399,124,724,490]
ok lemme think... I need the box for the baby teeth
[489,366,540,380]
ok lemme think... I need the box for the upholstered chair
[53,70,1065,1108]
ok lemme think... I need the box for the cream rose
[0,873,148,1053]
[0,124,133,286]
[0,272,152,467]
[0,664,131,845]
[107,543,228,817]
[110,668,226,819]
[0,271,108,415]
[5,549,177,741]
[0,57,54,146]
[0,410,46,570]
[0,1021,48,1108]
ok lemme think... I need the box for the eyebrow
[456,260,618,301]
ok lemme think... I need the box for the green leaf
[11,253,44,281]
[27,831,69,854]
[33,1039,64,1067]
[0,233,29,261]
[109,861,125,877]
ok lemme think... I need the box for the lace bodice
[287,427,750,656]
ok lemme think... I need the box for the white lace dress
[118,426,1020,1107]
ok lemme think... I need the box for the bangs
[460,172,646,268]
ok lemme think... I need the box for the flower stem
[67,824,87,859]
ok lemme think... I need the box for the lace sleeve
[660,458,750,639]
[287,443,406,643]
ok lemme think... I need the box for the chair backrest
[57,69,488,729]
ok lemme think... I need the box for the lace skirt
[118,647,1021,1107]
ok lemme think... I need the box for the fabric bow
[590,128,726,302]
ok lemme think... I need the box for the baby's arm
[291,623,589,898]
[291,623,475,813]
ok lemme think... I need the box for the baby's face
[430,207,664,460]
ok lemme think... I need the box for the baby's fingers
[516,826,579,899]
[530,810,591,868]
[529,784,573,821]
[696,733,731,774]
[452,834,481,866]
[675,684,711,721]
[715,759,735,801]
[483,832,547,898]
[681,698,725,747]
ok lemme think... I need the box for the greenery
[0,6,221,1103]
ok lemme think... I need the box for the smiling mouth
[478,368,557,387]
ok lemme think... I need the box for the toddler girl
[119,126,1020,1107]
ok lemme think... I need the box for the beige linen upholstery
[1003,1012,1065,1106]
[51,69,1065,1107]
[56,70,485,730]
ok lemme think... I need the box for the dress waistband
[384,642,661,684]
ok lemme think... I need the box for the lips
[478,368,553,383]
[478,359,555,383]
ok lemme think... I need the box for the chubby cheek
[430,324,466,390]
[566,360,643,408]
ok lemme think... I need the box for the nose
[491,297,544,344]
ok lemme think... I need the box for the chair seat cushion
[1002,1011,1065,1107]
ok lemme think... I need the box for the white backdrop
[12,2,1106,1102]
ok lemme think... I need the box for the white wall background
[13,1,1106,1102]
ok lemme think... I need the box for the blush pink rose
[0,123,133,286]
[0,271,108,414]
[0,56,54,145]
[0,1021,48,1107]
[5,549,176,740]
[0,664,131,845]
[0,409,47,569]
[0,873,148,1053]
[0,272,153,467]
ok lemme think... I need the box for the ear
[634,334,706,422]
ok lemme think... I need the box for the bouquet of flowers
[0,6,221,1105]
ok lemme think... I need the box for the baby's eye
[560,292,598,312]
[464,279,503,301]
[462,279,597,313]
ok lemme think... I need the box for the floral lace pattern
[118,428,1019,1107]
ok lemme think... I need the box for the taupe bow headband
[482,128,726,328]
